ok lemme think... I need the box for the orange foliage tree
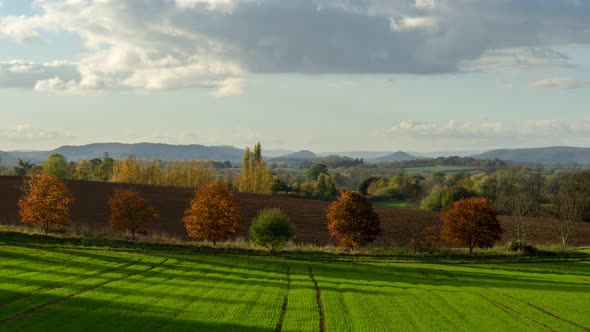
[440,197,502,254]
[182,181,241,245]
[326,190,381,249]
[108,188,159,239]
[18,173,74,235]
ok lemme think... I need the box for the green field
[373,201,410,208]
[1,234,589,331]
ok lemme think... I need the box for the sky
[1,0,590,153]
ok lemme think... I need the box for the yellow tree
[18,173,74,235]
[238,143,274,194]
[182,181,241,245]
[109,188,159,239]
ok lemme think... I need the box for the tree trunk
[132,230,135,240]
[469,246,474,254]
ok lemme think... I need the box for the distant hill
[473,146,590,164]
[275,150,317,160]
[410,150,486,158]
[4,143,246,163]
[317,151,392,159]
[373,151,416,162]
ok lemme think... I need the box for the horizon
[3,140,590,156]
[1,1,590,151]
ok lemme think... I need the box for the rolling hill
[2,143,247,163]
[473,146,590,164]
[373,151,416,162]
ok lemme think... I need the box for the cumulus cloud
[0,60,79,88]
[529,77,590,89]
[1,0,590,94]
[383,118,590,150]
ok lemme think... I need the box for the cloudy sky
[1,0,590,152]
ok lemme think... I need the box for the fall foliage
[326,190,381,249]
[112,157,215,187]
[238,143,274,194]
[18,173,74,235]
[440,197,502,253]
[182,181,241,244]
[108,188,159,239]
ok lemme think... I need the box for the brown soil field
[1,176,589,246]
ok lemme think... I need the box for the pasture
[1,233,589,331]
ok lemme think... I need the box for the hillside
[474,146,590,164]
[373,151,416,162]
[4,143,246,163]
[1,176,588,246]
[275,150,317,160]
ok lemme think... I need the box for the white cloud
[209,77,245,98]
[529,78,590,90]
[390,16,437,31]
[34,77,98,96]
[382,118,590,150]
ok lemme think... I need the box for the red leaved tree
[440,197,502,254]
[18,173,74,235]
[109,188,159,239]
[182,181,241,245]
[327,190,381,249]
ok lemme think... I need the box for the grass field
[1,233,590,331]
[373,201,411,208]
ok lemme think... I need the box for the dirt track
[1,176,588,246]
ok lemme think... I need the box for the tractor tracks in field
[439,270,590,332]
[308,266,326,332]
[274,265,291,332]
[0,258,144,307]
[0,258,169,325]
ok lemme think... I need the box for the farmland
[1,176,589,246]
[0,233,589,331]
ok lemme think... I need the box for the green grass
[1,233,589,331]
[373,201,410,208]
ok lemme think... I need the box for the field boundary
[0,258,169,325]
[274,265,291,332]
[308,266,325,332]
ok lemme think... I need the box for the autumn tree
[18,173,74,235]
[440,197,502,254]
[327,190,381,249]
[182,181,241,245]
[108,188,159,239]
[249,208,295,254]
[238,143,274,194]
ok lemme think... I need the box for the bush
[505,240,538,255]
[249,208,295,254]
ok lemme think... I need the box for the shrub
[505,240,538,255]
[18,173,74,235]
[327,190,381,249]
[440,197,502,254]
[249,208,295,254]
[182,181,241,245]
[108,188,159,239]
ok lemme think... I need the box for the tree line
[18,172,507,254]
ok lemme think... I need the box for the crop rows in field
[1,242,589,331]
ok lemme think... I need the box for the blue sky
[1,0,590,152]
